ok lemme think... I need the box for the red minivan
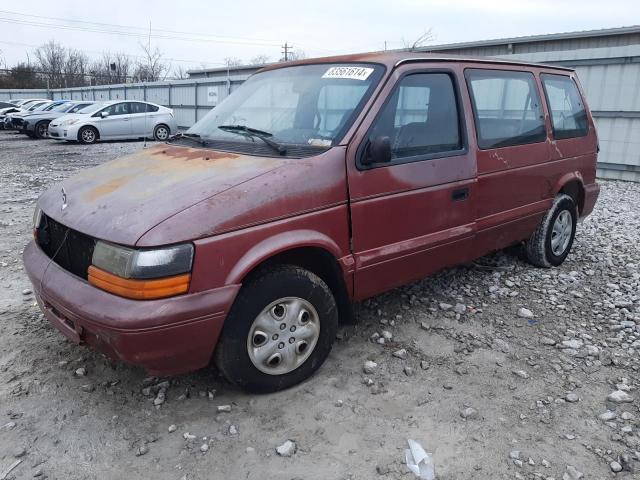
[24,53,599,392]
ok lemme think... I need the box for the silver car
[48,100,177,144]
[0,100,50,129]
[3,101,52,129]
[22,101,94,139]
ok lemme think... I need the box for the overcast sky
[1,0,639,73]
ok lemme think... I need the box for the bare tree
[134,41,168,82]
[279,49,306,62]
[403,29,435,51]
[63,48,90,87]
[250,54,270,66]
[90,52,132,85]
[170,65,189,80]
[35,41,66,88]
[224,57,243,68]
[0,63,45,89]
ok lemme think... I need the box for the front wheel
[34,121,49,139]
[78,126,98,144]
[215,265,338,393]
[524,194,577,267]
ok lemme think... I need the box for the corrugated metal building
[187,26,640,181]
[1,26,638,180]
[417,26,640,181]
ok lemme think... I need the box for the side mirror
[100,111,109,118]
[363,135,392,165]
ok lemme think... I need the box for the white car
[23,101,95,138]
[1,100,51,130]
[48,100,177,144]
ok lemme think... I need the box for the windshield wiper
[168,132,206,146]
[218,125,287,155]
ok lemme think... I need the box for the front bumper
[47,123,76,140]
[23,240,240,375]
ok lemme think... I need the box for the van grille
[37,215,96,280]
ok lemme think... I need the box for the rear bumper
[581,182,600,218]
[23,240,240,376]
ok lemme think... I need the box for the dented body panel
[24,52,599,376]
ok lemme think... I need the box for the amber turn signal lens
[88,266,190,300]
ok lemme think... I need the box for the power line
[0,8,283,45]
[0,8,350,55]
[0,17,282,48]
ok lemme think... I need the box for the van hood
[38,145,289,246]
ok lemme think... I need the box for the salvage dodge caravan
[24,53,599,392]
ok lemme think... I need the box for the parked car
[25,53,599,392]
[0,99,49,129]
[0,106,22,128]
[0,101,14,109]
[3,101,52,129]
[22,101,94,139]
[9,100,68,130]
[48,100,176,143]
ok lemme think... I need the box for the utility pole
[282,42,291,62]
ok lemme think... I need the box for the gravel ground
[1,128,639,480]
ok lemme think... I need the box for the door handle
[452,187,469,202]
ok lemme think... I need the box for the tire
[78,126,98,144]
[153,124,170,141]
[34,121,49,139]
[524,194,577,268]
[215,265,338,393]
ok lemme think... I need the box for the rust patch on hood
[41,143,288,246]
[86,176,132,201]
[152,145,239,161]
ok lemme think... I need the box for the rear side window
[130,102,159,113]
[541,74,588,139]
[466,69,546,149]
[367,72,462,161]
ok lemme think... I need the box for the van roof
[261,51,574,73]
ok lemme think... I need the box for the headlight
[88,241,194,300]
[92,241,193,279]
[32,206,42,230]
[61,119,79,126]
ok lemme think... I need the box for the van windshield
[187,63,384,153]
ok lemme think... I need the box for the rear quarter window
[465,69,546,149]
[541,74,588,140]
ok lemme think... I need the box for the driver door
[347,64,477,300]
[95,102,132,138]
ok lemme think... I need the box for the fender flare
[553,171,585,211]
[224,229,346,285]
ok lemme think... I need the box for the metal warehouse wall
[48,74,253,128]
[2,29,639,181]
[422,35,640,182]
[0,89,49,101]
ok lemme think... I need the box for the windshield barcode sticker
[322,66,374,81]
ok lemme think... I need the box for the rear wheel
[524,194,577,267]
[34,121,49,139]
[153,124,170,141]
[215,265,338,393]
[78,126,98,144]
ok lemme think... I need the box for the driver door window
[102,103,130,116]
[367,73,462,162]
